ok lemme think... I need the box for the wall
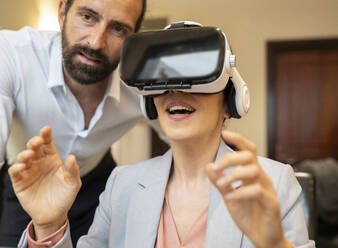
[0,0,39,30]
[1,0,338,158]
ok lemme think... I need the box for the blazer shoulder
[111,152,169,184]
[258,156,294,184]
[258,157,301,197]
[257,156,302,215]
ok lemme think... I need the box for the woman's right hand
[8,126,82,240]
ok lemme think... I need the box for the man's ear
[58,0,67,31]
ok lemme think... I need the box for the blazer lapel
[124,150,173,248]
[205,186,244,247]
[205,141,244,247]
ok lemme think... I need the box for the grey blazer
[19,141,315,247]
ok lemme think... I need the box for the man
[0,0,161,246]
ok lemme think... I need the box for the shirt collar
[47,32,121,102]
[47,33,67,93]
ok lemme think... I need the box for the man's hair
[64,0,146,32]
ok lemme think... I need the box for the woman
[9,25,314,248]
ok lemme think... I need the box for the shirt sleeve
[27,220,68,248]
[0,32,17,168]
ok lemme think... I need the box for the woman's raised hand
[8,126,82,240]
[206,131,293,248]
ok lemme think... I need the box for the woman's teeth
[168,106,195,114]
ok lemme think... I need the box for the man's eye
[82,14,92,21]
[113,25,124,33]
[110,23,129,36]
[115,26,122,32]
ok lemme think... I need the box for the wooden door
[267,39,338,163]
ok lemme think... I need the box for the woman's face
[153,91,228,142]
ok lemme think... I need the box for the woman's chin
[164,125,223,146]
[165,130,194,142]
[165,129,204,143]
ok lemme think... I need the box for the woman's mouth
[166,103,196,120]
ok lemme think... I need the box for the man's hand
[206,131,293,248]
[8,126,82,240]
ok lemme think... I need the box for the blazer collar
[137,149,173,188]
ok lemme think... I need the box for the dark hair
[223,79,240,119]
[64,0,146,32]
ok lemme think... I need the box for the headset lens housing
[120,27,225,91]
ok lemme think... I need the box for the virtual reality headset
[119,21,250,120]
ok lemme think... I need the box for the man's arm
[0,32,17,169]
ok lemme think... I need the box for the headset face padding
[143,79,241,120]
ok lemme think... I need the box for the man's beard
[61,28,119,85]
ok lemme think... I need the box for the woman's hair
[64,0,147,32]
[223,79,234,118]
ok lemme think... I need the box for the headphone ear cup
[224,79,241,119]
[144,96,158,120]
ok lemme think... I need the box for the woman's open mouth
[166,103,196,120]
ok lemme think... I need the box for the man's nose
[87,25,107,50]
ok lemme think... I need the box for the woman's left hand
[206,131,293,248]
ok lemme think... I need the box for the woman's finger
[206,163,235,195]
[226,183,281,215]
[213,150,256,171]
[222,131,257,154]
[224,183,277,206]
[225,183,263,201]
[215,165,261,189]
[206,162,222,181]
[215,176,236,195]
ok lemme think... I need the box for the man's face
[60,0,142,85]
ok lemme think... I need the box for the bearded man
[0,0,163,246]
